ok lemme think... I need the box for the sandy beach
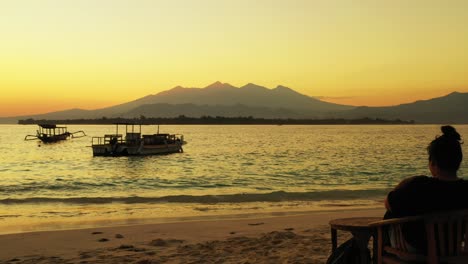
[0,208,383,264]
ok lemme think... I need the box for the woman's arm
[385,176,422,213]
[384,196,391,211]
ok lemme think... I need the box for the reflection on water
[0,124,467,233]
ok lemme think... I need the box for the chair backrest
[370,209,468,264]
[425,210,468,262]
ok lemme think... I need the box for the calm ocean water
[0,124,467,233]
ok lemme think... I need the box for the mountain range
[2,82,468,123]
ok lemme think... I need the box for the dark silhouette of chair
[370,209,468,264]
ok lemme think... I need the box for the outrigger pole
[24,124,87,142]
[70,130,86,138]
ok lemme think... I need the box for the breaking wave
[0,189,388,205]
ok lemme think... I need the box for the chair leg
[331,228,337,252]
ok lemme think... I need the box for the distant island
[3,82,467,124]
[18,116,415,125]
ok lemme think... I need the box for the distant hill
[123,103,305,119]
[340,92,468,123]
[2,82,353,122]
[2,82,468,124]
[87,81,353,117]
[145,82,353,112]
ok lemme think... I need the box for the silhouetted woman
[384,125,468,251]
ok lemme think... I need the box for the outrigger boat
[91,123,185,156]
[24,124,86,143]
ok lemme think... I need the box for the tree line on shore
[18,115,415,125]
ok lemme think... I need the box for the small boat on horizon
[91,123,185,156]
[24,124,87,143]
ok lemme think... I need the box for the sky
[1,0,468,117]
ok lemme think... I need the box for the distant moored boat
[24,124,86,143]
[91,123,186,156]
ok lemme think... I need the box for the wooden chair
[370,209,468,264]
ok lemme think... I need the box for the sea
[1,124,467,234]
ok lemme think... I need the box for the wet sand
[0,208,383,264]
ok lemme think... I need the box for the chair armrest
[370,209,468,228]
[369,215,424,227]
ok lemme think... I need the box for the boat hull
[38,133,70,143]
[92,143,183,156]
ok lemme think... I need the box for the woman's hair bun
[441,125,461,141]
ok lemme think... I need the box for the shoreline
[0,208,384,263]
[0,203,382,235]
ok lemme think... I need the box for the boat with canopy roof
[91,123,185,156]
[24,124,86,143]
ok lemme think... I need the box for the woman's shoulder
[394,175,430,189]
[410,175,431,181]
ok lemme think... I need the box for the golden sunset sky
[1,0,468,117]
